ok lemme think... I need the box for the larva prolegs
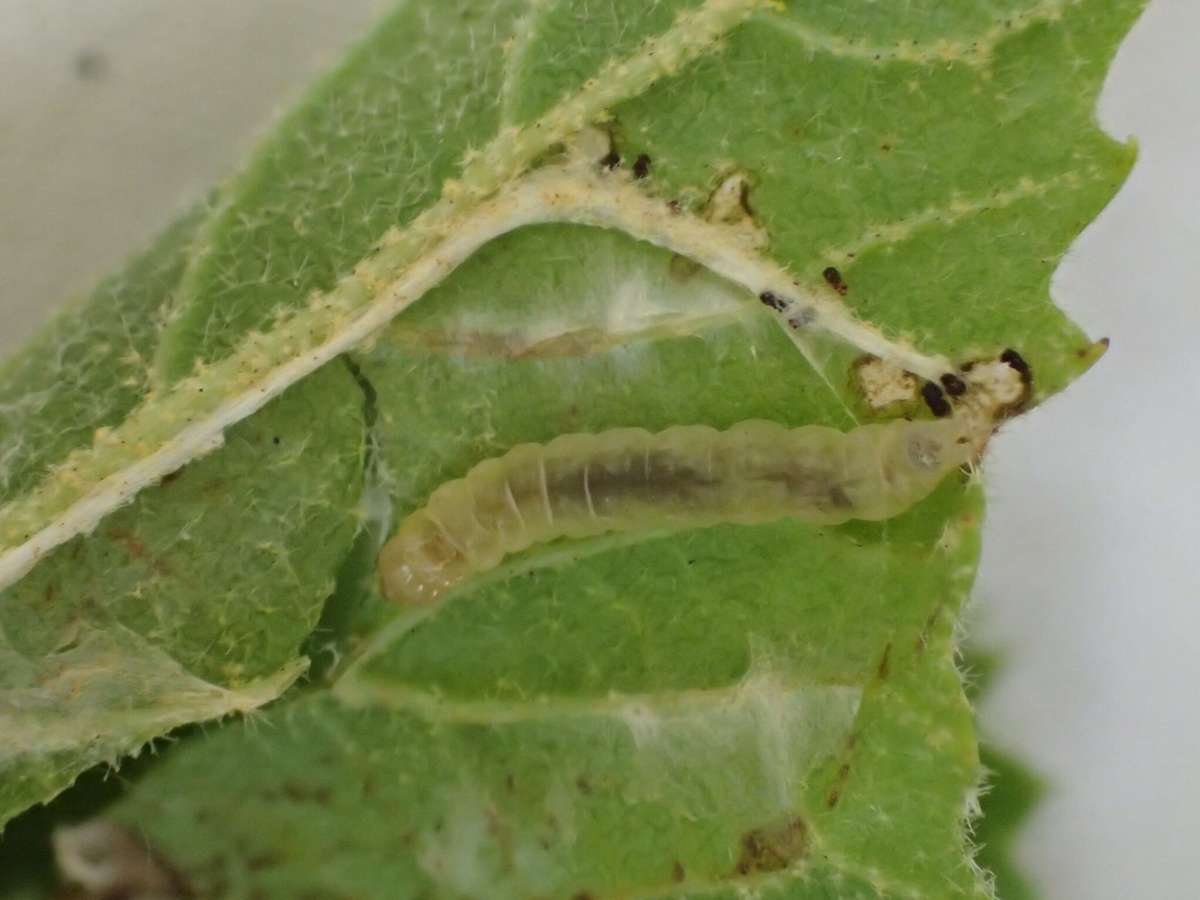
[379,418,973,606]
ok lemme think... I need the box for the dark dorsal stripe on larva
[378,418,973,605]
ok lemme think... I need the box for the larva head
[900,418,976,473]
[836,419,974,521]
[378,511,467,604]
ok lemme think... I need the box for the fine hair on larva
[377,418,974,605]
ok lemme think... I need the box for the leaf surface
[0,211,367,823]
[0,0,1142,896]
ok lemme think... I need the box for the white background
[1,2,1196,897]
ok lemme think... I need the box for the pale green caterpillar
[378,418,973,605]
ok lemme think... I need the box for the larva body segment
[378,418,972,604]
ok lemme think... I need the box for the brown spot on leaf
[734,817,808,875]
[940,373,967,397]
[281,782,332,806]
[826,758,853,809]
[1000,348,1031,380]
[246,851,282,872]
[921,381,951,417]
[822,266,848,294]
[202,478,229,498]
[759,290,787,312]
[107,527,146,559]
[916,602,946,653]
[876,642,892,681]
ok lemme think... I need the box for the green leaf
[0,0,1142,897]
[0,210,368,823]
[0,205,206,502]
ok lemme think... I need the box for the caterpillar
[378,417,974,605]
